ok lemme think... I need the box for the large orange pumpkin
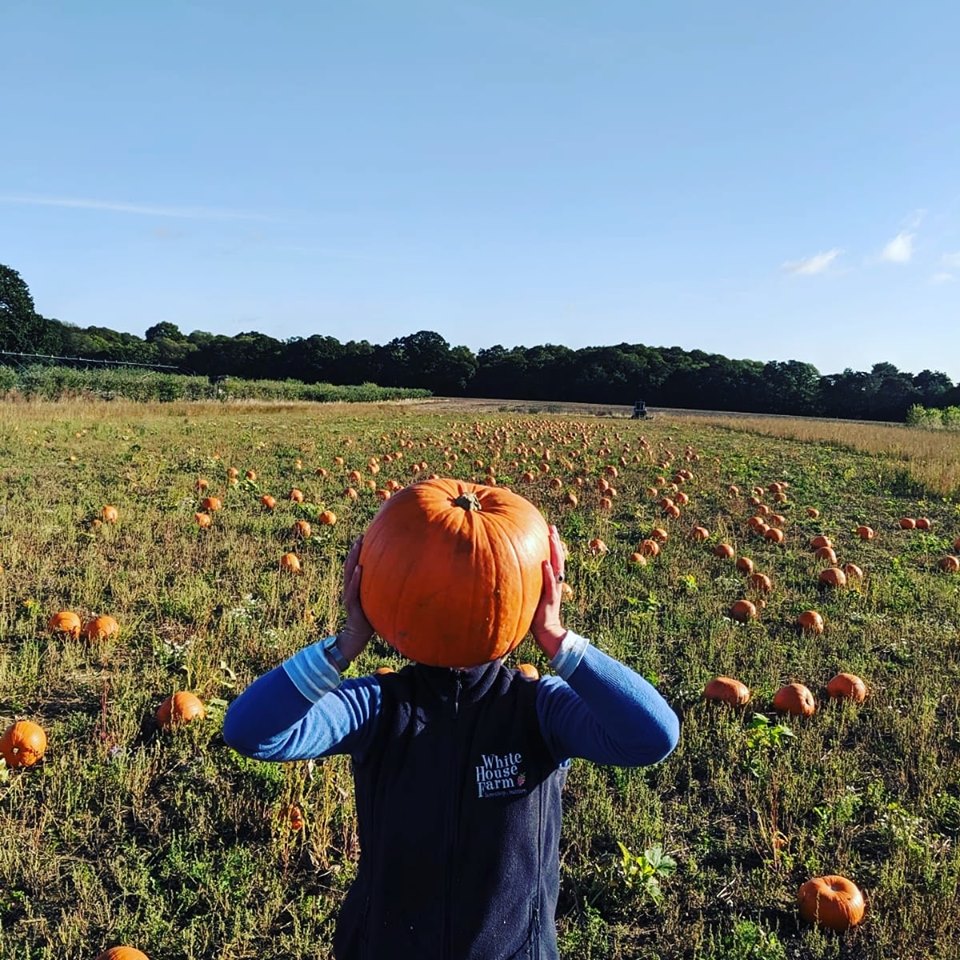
[358,479,550,667]
[0,719,47,767]
[797,875,865,931]
[96,949,150,960]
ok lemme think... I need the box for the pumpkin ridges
[476,506,529,652]
[484,494,553,643]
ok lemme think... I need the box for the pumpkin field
[1,399,959,960]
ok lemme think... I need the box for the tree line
[3,262,958,419]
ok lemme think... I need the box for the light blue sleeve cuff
[548,630,590,680]
[281,637,342,703]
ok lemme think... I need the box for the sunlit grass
[0,401,958,959]
[680,413,960,498]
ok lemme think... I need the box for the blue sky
[2,1,958,377]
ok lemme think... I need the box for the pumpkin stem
[453,492,483,512]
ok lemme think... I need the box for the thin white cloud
[0,193,273,221]
[931,272,955,284]
[781,248,842,276]
[941,251,960,270]
[880,231,914,263]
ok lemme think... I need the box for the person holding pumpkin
[225,479,679,960]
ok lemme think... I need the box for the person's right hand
[531,524,568,659]
[337,536,375,663]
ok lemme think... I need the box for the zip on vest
[443,673,463,960]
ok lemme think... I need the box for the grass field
[1,400,958,960]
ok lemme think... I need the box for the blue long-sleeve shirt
[224,632,680,768]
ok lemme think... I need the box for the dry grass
[678,414,960,499]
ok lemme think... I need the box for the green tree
[0,263,60,353]
[145,321,185,343]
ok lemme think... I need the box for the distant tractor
[631,399,648,419]
[209,374,229,399]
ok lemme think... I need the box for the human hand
[337,536,375,662]
[531,524,568,658]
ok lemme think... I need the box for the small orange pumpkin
[628,552,647,566]
[96,948,150,960]
[764,527,785,544]
[938,555,960,573]
[260,494,277,511]
[899,517,916,530]
[856,525,875,540]
[292,519,312,539]
[84,615,119,642]
[516,663,540,681]
[280,552,302,573]
[842,563,864,581]
[48,610,82,638]
[729,599,758,622]
[810,535,832,550]
[283,803,305,831]
[773,682,816,716]
[703,676,750,705]
[689,526,709,542]
[826,672,867,703]
[748,573,773,593]
[156,692,206,728]
[916,517,931,530]
[819,567,847,588]
[0,719,47,767]
[289,488,305,503]
[814,546,838,564]
[797,875,865,931]
[588,538,608,556]
[735,556,754,574]
[195,511,212,528]
[638,539,660,558]
[100,505,119,524]
[796,610,824,634]
[713,543,735,559]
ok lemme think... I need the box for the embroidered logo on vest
[475,751,527,798]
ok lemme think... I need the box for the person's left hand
[531,524,568,658]
[337,536,375,662]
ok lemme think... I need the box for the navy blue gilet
[333,658,568,960]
